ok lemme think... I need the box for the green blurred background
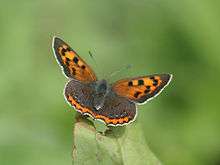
[0,0,220,164]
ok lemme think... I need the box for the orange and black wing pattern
[52,37,97,82]
[112,74,172,104]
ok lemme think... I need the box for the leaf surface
[73,116,161,165]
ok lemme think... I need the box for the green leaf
[73,116,161,165]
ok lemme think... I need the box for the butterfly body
[53,37,172,126]
[93,79,109,110]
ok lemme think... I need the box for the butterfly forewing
[112,74,172,104]
[52,37,97,82]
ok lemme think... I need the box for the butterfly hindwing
[65,80,136,126]
[112,74,172,104]
[52,37,97,82]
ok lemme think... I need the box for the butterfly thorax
[93,79,109,110]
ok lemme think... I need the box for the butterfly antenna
[89,51,98,66]
[108,64,132,79]
[89,50,104,77]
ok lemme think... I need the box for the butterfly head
[93,79,109,110]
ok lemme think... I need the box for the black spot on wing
[65,57,71,66]
[138,79,144,85]
[134,91,142,98]
[128,81,133,86]
[81,65,86,69]
[61,48,66,55]
[66,61,70,66]
[150,76,155,80]
[66,47,71,52]
[72,67,76,75]
[153,79,158,86]
[144,89,151,94]
[73,57,79,64]
[146,85,151,89]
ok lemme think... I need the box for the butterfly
[52,37,172,126]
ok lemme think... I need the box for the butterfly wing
[95,92,137,126]
[112,74,172,104]
[64,79,96,109]
[52,37,97,82]
[65,80,136,126]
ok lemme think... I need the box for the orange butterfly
[52,37,172,126]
